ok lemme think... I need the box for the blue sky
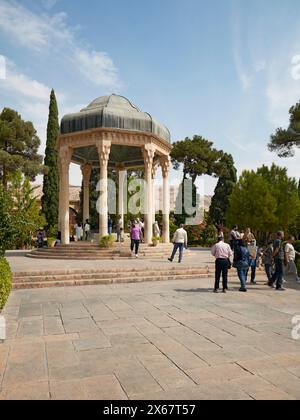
[0,0,299,194]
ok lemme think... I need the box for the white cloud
[265,52,300,128]
[254,60,266,73]
[0,0,119,88]
[74,49,119,88]
[41,0,60,9]
[291,55,300,80]
[0,1,55,50]
[0,59,50,101]
[233,46,252,91]
[0,55,6,80]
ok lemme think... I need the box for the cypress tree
[209,153,237,227]
[42,89,59,229]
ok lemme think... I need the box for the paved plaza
[0,254,300,400]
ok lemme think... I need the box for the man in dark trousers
[211,236,233,293]
[269,231,285,291]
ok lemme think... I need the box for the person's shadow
[175,288,213,293]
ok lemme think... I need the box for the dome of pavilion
[60,94,171,143]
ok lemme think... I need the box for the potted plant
[99,234,115,249]
[47,226,57,248]
[152,236,160,247]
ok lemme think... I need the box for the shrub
[294,241,300,275]
[0,257,12,310]
[99,235,114,249]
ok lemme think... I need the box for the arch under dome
[60,94,171,143]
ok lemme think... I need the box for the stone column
[97,140,111,238]
[58,145,72,245]
[152,161,159,225]
[81,163,92,225]
[117,166,127,230]
[143,145,155,244]
[160,155,171,244]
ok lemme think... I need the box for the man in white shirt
[211,236,233,293]
[168,224,188,264]
[285,236,300,284]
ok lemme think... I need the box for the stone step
[26,254,179,260]
[26,248,190,260]
[13,268,210,283]
[29,249,174,256]
[13,265,213,277]
[12,272,214,290]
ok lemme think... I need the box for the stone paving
[1,262,300,400]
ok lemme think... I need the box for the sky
[0,0,300,195]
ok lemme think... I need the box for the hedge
[0,257,12,310]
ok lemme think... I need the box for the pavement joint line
[113,372,129,401]
[136,330,200,387]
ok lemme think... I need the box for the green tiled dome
[60,94,170,143]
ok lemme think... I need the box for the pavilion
[56,94,172,245]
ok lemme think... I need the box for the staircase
[13,266,212,290]
[27,242,192,260]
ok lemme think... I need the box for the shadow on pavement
[5,251,29,257]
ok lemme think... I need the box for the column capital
[143,144,156,170]
[81,162,92,187]
[160,155,171,178]
[152,159,159,179]
[97,140,111,166]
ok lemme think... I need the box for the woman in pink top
[130,223,142,258]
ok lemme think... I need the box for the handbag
[227,259,232,270]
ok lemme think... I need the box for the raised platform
[27,242,191,260]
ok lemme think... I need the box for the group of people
[212,225,300,293]
[73,215,124,243]
[73,221,90,242]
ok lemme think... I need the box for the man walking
[168,224,188,264]
[284,236,300,284]
[211,236,233,293]
[263,240,274,284]
[269,231,285,291]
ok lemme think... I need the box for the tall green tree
[226,165,300,242]
[209,153,237,227]
[269,101,300,157]
[171,135,225,182]
[42,90,59,229]
[171,135,226,225]
[257,164,300,231]
[0,108,43,189]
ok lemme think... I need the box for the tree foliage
[171,135,227,225]
[209,153,237,227]
[269,101,300,157]
[171,135,226,182]
[226,164,300,242]
[0,186,15,255]
[0,108,43,189]
[42,90,59,229]
[0,172,45,254]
